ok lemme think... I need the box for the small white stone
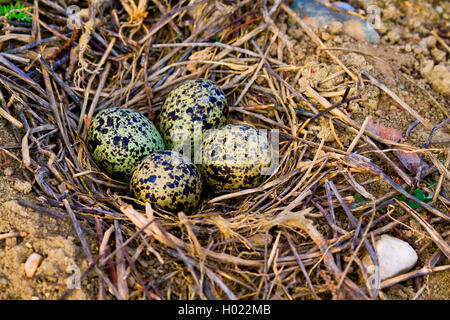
[363,235,418,281]
[23,253,42,278]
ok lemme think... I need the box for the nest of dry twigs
[0,0,448,300]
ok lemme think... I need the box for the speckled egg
[200,124,271,191]
[86,107,165,182]
[158,78,228,150]
[130,151,203,213]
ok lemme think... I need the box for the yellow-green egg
[200,124,271,191]
[86,107,165,182]
[158,78,228,151]
[130,151,203,213]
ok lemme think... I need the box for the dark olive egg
[200,124,271,191]
[158,79,228,151]
[130,151,203,213]
[86,107,164,182]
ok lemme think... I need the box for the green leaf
[413,188,425,202]
[408,200,421,209]
[396,185,433,215]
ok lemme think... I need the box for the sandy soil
[0,120,96,299]
[0,0,448,299]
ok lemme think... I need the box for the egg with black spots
[200,124,272,191]
[86,107,165,182]
[130,151,203,213]
[158,78,228,150]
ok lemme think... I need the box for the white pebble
[363,235,418,281]
[13,180,32,194]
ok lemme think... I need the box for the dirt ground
[0,0,448,299]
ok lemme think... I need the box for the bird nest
[0,0,448,300]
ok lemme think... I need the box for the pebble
[288,28,304,40]
[3,167,13,176]
[342,52,367,69]
[321,31,331,41]
[23,253,42,278]
[382,4,398,20]
[376,24,388,35]
[419,35,437,49]
[431,48,446,63]
[420,59,434,76]
[386,28,401,44]
[427,64,450,96]
[362,235,418,281]
[348,102,360,113]
[13,180,32,194]
[328,21,343,35]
